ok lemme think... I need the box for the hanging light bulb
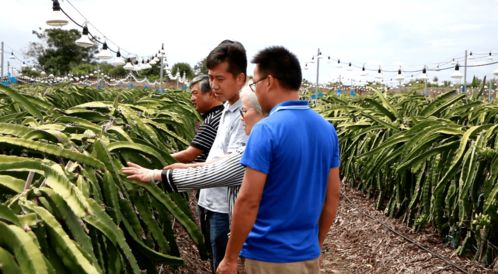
[309,56,315,64]
[375,66,383,79]
[336,59,342,69]
[347,62,352,71]
[360,65,368,76]
[133,60,141,71]
[123,58,134,70]
[488,51,494,61]
[304,63,309,70]
[327,56,332,64]
[451,63,463,79]
[75,25,94,48]
[112,50,125,66]
[153,54,160,63]
[468,51,474,60]
[9,52,15,60]
[395,67,404,81]
[419,66,428,80]
[97,41,113,60]
[450,58,456,65]
[46,0,68,27]
[149,56,157,65]
[143,59,152,70]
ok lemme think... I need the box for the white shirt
[197,97,248,213]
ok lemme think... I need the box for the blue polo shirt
[240,100,340,263]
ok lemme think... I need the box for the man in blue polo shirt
[217,46,341,274]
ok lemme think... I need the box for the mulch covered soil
[160,185,497,273]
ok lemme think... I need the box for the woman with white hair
[122,89,264,216]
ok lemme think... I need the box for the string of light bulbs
[61,0,134,57]
[305,51,498,74]
[2,43,26,64]
[47,0,164,63]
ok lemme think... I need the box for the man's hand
[122,162,157,183]
[171,146,203,163]
[216,257,238,274]
[219,168,267,274]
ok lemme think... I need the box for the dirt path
[165,185,496,273]
[320,184,495,274]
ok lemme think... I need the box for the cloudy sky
[1,0,498,84]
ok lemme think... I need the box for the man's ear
[208,90,217,98]
[267,74,277,91]
[236,73,246,86]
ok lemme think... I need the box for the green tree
[29,28,96,75]
[70,63,98,76]
[106,65,127,78]
[135,62,168,81]
[171,62,194,80]
[194,58,208,75]
[20,67,42,78]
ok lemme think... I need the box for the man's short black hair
[206,40,247,78]
[251,46,302,90]
[190,74,211,93]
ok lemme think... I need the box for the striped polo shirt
[190,104,224,162]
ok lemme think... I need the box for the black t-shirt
[191,104,224,162]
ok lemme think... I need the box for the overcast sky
[1,0,498,84]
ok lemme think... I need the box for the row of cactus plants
[317,87,498,266]
[0,84,205,273]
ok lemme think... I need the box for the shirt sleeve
[160,151,245,192]
[240,123,272,174]
[226,116,247,154]
[190,121,218,152]
[330,125,341,168]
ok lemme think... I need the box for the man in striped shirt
[171,74,223,163]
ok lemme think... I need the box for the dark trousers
[198,206,230,274]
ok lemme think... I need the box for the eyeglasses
[249,76,268,92]
[239,107,247,118]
